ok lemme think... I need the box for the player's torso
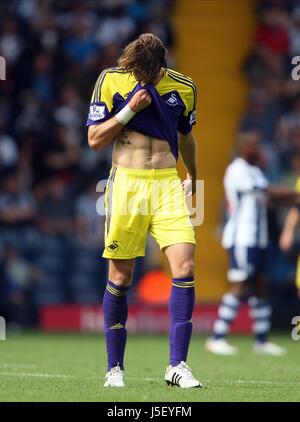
[112,128,175,169]
[104,68,194,169]
[225,159,268,212]
[223,158,269,248]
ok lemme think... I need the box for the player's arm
[279,206,300,251]
[178,131,197,196]
[267,185,300,204]
[88,89,151,151]
[177,81,197,197]
[88,117,125,151]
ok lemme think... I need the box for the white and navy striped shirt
[222,158,269,249]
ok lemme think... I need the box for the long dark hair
[118,33,167,84]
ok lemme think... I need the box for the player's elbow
[88,128,105,151]
[88,135,100,151]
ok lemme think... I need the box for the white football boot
[104,365,125,387]
[205,338,238,356]
[165,361,203,388]
[253,341,286,356]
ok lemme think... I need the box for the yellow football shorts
[103,166,195,259]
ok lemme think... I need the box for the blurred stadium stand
[241,0,300,324]
[176,0,255,302]
[0,0,300,330]
[0,0,175,327]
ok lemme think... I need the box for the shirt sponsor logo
[89,104,106,121]
[166,93,178,106]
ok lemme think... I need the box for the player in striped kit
[206,131,298,356]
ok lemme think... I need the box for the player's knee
[109,262,134,287]
[110,271,133,287]
[254,284,268,298]
[174,259,195,278]
[254,275,269,298]
[231,282,246,299]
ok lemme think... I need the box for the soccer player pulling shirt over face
[87,33,202,388]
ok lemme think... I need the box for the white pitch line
[126,377,161,382]
[0,364,37,369]
[0,372,159,382]
[205,379,300,386]
[126,377,300,387]
[0,372,299,387]
[0,371,75,379]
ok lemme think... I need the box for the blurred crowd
[3,0,300,328]
[0,0,174,327]
[241,0,300,301]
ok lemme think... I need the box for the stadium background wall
[173,0,256,302]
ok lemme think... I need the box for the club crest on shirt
[89,104,105,121]
[166,93,178,106]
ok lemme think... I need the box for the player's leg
[163,243,202,388]
[250,271,286,356]
[212,281,246,340]
[149,170,201,387]
[206,246,248,355]
[102,167,148,386]
[103,258,135,387]
[164,243,195,366]
[249,272,270,344]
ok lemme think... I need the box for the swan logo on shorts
[89,104,106,121]
[166,93,178,106]
[107,241,119,251]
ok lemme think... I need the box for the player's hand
[279,229,294,252]
[129,89,151,113]
[182,177,196,198]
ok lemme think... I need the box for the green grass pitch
[0,332,299,402]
